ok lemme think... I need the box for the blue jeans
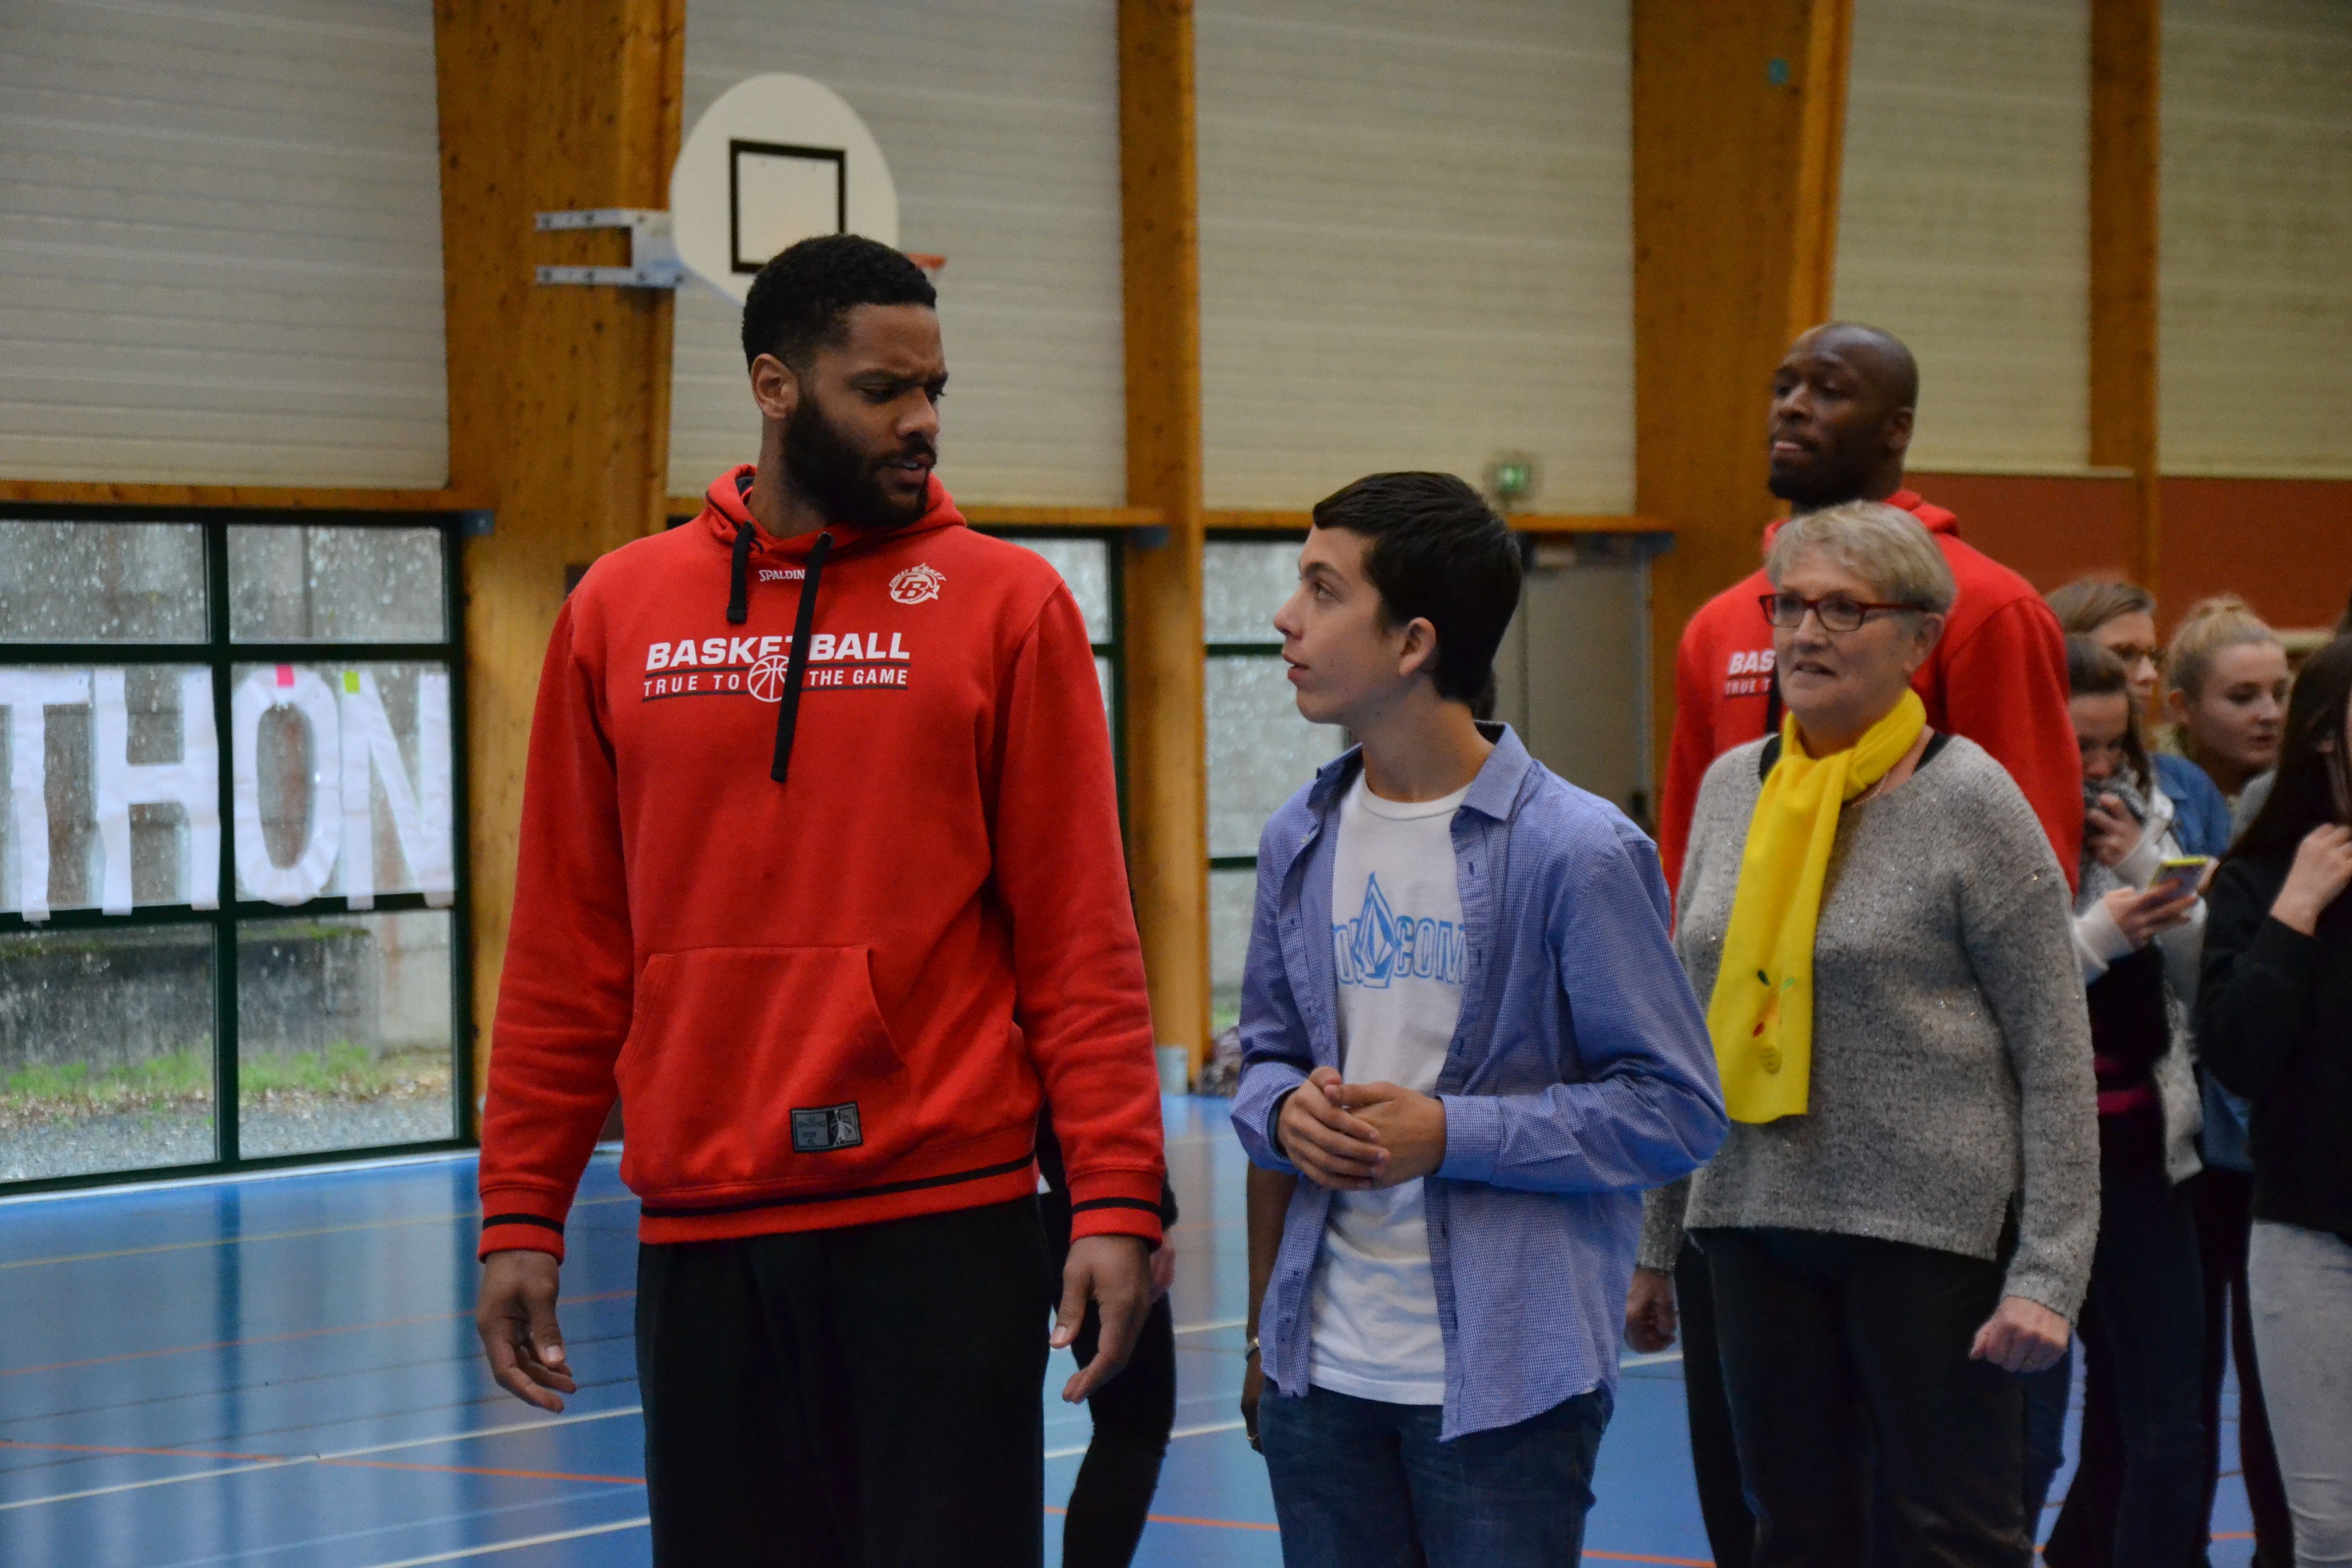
[1259,1382,1611,1567]
[2021,1341,2073,1537]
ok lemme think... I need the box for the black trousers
[1676,1238,1756,1568]
[1700,1228,2032,1568]
[2190,1168,2295,1567]
[2043,1162,2208,1568]
[1060,1293,1177,1568]
[635,1198,1054,1568]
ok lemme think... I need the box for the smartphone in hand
[2151,855,2211,899]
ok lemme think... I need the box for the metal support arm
[533,209,682,289]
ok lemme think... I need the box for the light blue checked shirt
[1232,724,1726,1440]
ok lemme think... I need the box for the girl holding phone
[2043,639,2212,1568]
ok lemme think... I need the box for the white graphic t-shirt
[1305,772,1470,1405]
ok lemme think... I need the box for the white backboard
[671,74,898,306]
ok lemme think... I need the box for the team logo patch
[889,564,945,605]
[791,1103,864,1153]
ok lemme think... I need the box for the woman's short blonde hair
[1763,501,1957,616]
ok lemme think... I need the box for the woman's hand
[2084,794,2145,868]
[2101,883,2198,948]
[1969,1295,2070,1374]
[2273,823,2352,936]
[1624,1266,1679,1353]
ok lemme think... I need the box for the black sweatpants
[1676,1237,1756,1568]
[635,1198,1054,1568]
[1700,1227,2031,1568]
[1060,1292,1177,1568]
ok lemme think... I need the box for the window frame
[0,504,474,1196]
[976,527,1127,814]
[1204,527,1307,877]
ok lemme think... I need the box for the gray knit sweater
[1639,735,2100,1321]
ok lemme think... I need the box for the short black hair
[1311,472,1522,706]
[740,234,936,372]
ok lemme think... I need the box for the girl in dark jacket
[2197,635,2352,1564]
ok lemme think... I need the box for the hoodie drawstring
[725,519,753,625]
[772,530,834,786]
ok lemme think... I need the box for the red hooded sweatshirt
[477,467,1167,1260]
[1658,490,2082,899]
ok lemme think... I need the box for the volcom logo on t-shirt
[1331,874,1465,990]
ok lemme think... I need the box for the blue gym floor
[1,1097,2262,1566]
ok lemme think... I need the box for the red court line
[318,1457,646,1486]
[0,1438,644,1489]
[0,1438,278,1463]
[0,1289,635,1379]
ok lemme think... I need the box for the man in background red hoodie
[473,235,1166,1567]
[1630,322,2079,1567]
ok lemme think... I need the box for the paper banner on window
[93,668,221,915]
[231,665,342,906]
[337,669,455,909]
[0,669,93,922]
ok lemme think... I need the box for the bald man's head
[1767,323,1919,510]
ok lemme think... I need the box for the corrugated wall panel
[2161,0,2352,477]
[0,0,449,488]
[1195,0,1633,513]
[670,1,1126,506]
[1834,0,2091,474]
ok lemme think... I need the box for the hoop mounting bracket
[533,208,682,289]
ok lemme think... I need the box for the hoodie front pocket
[617,946,912,1195]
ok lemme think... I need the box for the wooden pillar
[2090,0,2162,594]
[435,0,686,1104]
[1634,0,1855,782]
[1117,0,1211,1071]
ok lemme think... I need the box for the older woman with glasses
[1634,500,2099,1564]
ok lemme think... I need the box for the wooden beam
[1118,0,1210,1073]
[1203,508,1672,537]
[0,480,487,512]
[436,0,685,1108]
[2089,0,2162,593]
[664,497,1177,531]
[962,504,1170,530]
[1633,0,1855,786]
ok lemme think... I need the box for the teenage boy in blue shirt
[1232,472,1727,1562]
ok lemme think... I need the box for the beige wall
[1194,0,1635,512]
[2160,0,2352,477]
[0,0,449,487]
[1835,0,2092,474]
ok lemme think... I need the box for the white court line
[1046,1417,1244,1460]
[350,1516,649,1568]
[1170,1318,1243,1335]
[0,1404,644,1513]
[1621,1350,1684,1367]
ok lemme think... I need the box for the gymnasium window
[0,512,470,1192]
[1204,535,1346,1034]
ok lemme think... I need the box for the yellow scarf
[1707,689,1926,1123]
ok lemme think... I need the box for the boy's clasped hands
[1276,1066,1448,1190]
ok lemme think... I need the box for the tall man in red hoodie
[472,235,1167,1567]
[1628,322,2079,1566]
